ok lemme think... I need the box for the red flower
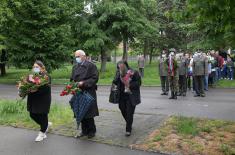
[71,90,76,95]
[34,77,41,85]
[66,85,72,89]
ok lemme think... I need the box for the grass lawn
[132,116,235,155]
[0,62,161,86]
[0,62,234,87]
[0,99,78,136]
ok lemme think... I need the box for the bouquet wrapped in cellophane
[17,74,50,99]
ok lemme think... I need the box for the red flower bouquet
[17,74,50,98]
[60,82,81,96]
[121,70,134,93]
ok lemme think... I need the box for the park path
[1,84,235,121]
[0,84,235,155]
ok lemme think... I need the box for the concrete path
[0,126,162,155]
[1,84,235,121]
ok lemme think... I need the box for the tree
[187,0,235,49]
[4,0,82,71]
[94,0,146,61]
[0,0,12,76]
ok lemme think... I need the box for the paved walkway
[0,84,235,155]
[0,126,164,155]
[1,84,235,120]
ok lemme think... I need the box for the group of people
[25,48,234,142]
[159,49,234,99]
[26,49,141,142]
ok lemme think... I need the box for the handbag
[109,84,120,104]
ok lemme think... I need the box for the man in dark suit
[70,50,99,138]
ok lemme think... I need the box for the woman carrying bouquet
[27,60,52,142]
[112,61,141,137]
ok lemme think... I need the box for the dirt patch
[132,116,235,155]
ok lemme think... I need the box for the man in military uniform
[159,50,169,95]
[193,51,208,97]
[167,49,178,99]
[178,53,188,96]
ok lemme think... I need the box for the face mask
[76,57,82,63]
[33,67,40,73]
[162,54,166,58]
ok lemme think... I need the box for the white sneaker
[35,131,47,142]
[46,122,52,133]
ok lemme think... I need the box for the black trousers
[81,118,96,135]
[194,75,205,95]
[30,113,48,133]
[187,76,191,90]
[119,98,136,132]
[160,76,169,93]
[179,75,187,94]
[139,68,144,77]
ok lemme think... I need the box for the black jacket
[27,74,51,114]
[113,68,141,106]
[71,60,99,118]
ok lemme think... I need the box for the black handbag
[109,84,120,104]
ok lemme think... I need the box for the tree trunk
[114,48,117,64]
[0,49,6,76]
[149,45,154,64]
[122,37,128,61]
[143,39,149,59]
[100,49,107,72]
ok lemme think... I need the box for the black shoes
[76,132,95,139]
[87,133,96,139]
[161,92,168,95]
[194,94,205,97]
[125,132,131,137]
[169,92,177,99]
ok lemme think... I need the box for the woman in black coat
[27,60,52,142]
[112,61,141,136]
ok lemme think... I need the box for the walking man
[138,55,145,77]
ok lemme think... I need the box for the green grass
[0,100,73,130]
[174,116,199,136]
[0,62,234,87]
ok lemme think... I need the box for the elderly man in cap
[70,50,99,138]
[193,50,208,97]
[159,49,169,95]
[177,53,188,96]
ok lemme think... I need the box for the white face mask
[33,67,40,73]
[76,57,82,63]
[162,54,166,58]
